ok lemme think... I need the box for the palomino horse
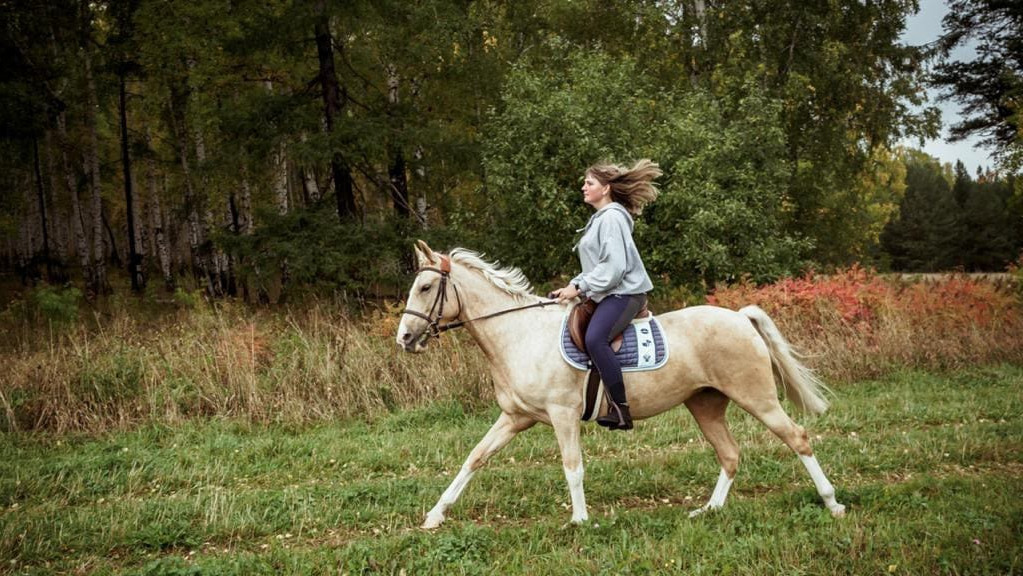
[396,241,845,528]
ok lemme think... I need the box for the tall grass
[0,298,491,434]
[1,269,1020,434]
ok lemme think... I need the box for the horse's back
[655,305,764,347]
[624,305,774,415]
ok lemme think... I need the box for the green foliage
[1008,254,1023,299]
[957,169,1019,271]
[29,283,81,326]
[480,43,663,280]
[699,0,941,265]
[172,287,203,310]
[882,152,959,271]
[224,207,410,297]
[932,0,1023,161]
[480,44,805,288]
[642,84,807,288]
[883,153,1021,271]
[3,0,1016,301]
[75,347,146,408]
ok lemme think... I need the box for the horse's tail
[740,305,831,415]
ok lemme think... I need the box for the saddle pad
[559,313,669,372]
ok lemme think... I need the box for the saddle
[568,298,650,354]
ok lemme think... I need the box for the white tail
[741,305,831,414]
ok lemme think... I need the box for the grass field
[1,364,1021,575]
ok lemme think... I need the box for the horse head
[396,240,462,353]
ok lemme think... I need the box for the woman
[550,159,661,431]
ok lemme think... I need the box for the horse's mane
[448,248,536,299]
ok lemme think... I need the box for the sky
[898,0,995,173]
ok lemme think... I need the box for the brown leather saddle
[568,298,650,354]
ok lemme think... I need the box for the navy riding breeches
[584,293,647,405]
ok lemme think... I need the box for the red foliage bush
[707,267,1023,380]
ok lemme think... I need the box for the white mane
[448,248,536,298]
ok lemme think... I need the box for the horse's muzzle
[397,329,428,353]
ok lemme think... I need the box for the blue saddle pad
[559,313,669,372]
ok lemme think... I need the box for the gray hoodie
[570,202,653,302]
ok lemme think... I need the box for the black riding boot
[597,401,633,431]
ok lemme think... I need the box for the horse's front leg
[422,412,535,529]
[549,406,588,524]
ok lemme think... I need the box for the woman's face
[581,173,610,208]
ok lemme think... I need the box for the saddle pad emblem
[559,314,669,372]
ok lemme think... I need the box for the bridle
[401,255,462,346]
[401,255,558,347]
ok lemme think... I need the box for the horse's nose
[401,332,414,344]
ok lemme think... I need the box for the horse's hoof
[422,514,444,529]
[560,515,589,530]
[688,505,719,518]
[829,504,847,518]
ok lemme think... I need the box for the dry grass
[1,269,1021,434]
[0,299,492,434]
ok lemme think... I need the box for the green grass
[1,365,1021,575]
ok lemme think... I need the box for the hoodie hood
[578,202,635,234]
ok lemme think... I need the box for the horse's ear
[414,240,436,268]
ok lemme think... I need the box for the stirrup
[597,401,633,430]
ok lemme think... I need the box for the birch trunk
[132,169,147,262]
[57,112,91,276]
[386,65,410,219]
[32,137,53,281]
[44,130,68,268]
[239,172,254,236]
[168,93,211,292]
[144,132,173,289]
[193,128,230,296]
[120,73,144,292]
[273,145,290,214]
[693,0,707,45]
[265,81,291,214]
[84,49,108,294]
[299,133,320,205]
[413,146,428,228]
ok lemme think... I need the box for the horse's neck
[453,268,548,361]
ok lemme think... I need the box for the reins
[402,255,558,345]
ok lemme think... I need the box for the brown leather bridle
[401,255,463,346]
[401,254,558,347]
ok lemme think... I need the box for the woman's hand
[548,284,581,302]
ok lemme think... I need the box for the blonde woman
[550,159,661,430]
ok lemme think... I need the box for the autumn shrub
[707,266,1023,380]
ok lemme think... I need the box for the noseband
[401,254,557,346]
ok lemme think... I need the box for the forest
[2,0,1021,302]
[2,3,1022,573]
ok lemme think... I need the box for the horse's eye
[420,284,432,292]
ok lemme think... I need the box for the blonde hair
[586,159,662,215]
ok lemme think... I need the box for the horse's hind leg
[736,394,846,518]
[422,411,535,529]
[685,388,740,517]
